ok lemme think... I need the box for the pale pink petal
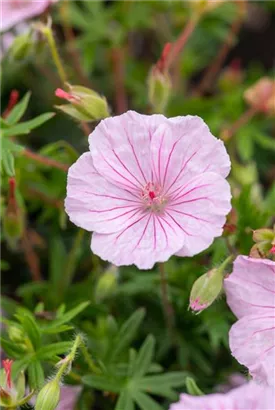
[150,115,230,193]
[91,212,185,270]
[65,153,143,234]
[0,0,53,32]
[167,172,231,257]
[225,256,275,319]
[169,381,274,410]
[89,111,153,192]
[229,315,275,387]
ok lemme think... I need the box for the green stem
[43,26,67,84]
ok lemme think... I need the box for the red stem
[111,47,128,114]
[23,148,69,172]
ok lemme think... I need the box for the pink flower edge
[224,256,275,387]
[169,381,274,410]
[65,111,231,269]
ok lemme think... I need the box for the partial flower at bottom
[65,111,231,269]
[169,381,274,409]
[224,256,275,387]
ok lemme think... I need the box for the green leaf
[56,104,92,121]
[28,361,44,390]
[82,374,123,393]
[132,335,155,379]
[115,390,135,410]
[15,308,41,350]
[109,308,145,362]
[41,301,90,332]
[11,355,34,378]
[2,149,15,176]
[36,341,73,360]
[0,337,26,358]
[186,377,204,396]
[138,372,187,400]
[5,92,31,125]
[2,112,55,138]
[133,391,163,410]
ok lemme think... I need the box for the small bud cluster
[55,84,110,122]
[250,226,275,259]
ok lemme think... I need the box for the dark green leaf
[82,374,123,393]
[132,335,155,379]
[2,113,55,138]
[186,377,204,396]
[41,301,90,332]
[15,308,41,350]
[133,391,163,410]
[28,361,44,390]
[36,341,73,360]
[5,92,31,125]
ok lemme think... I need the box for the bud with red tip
[0,359,34,408]
[244,77,275,116]
[55,84,110,122]
[189,256,233,313]
[3,178,24,249]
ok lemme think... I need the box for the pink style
[65,111,231,269]
[0,0,54,32]
[225,255,275,387]
[169,381,274,410]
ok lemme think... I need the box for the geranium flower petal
[169,381,274,410]
[225,256,275,319]
[150,115,230,192]
[89,111,153,191]
[167,172,231,257]
[65,153,143,234]
[229,315,275,387]
[91,213,185,269]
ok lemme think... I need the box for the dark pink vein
[112,149,144,187]
[115,213,149,241]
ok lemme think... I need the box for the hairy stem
[43,26,67,85]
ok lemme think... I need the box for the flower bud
[148,67,172,114]
[189,257,232,313]
[35,380,60,410]
[244,77,275,116]
[55,84,110,122]
[0,387,12,406]
[3,178,24,249]
[95,265,118,302]
[250,227,275,258]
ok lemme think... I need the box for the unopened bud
[244,77,275,116]
[148,67,171,113]
[189,257,232,313]
[35,380,60,410]
[3,178,24,248]
[0,386,12,406]
[95,265,118,302]
[55,84,110,122]
[250,227,275,259]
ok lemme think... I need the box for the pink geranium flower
[65,111,231,269]
[169,381,274,409]
[224,256,275,386]
[0,0,55,32]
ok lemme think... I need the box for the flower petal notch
[224,256,275,386]
[169,381,274,410]
[65,111,231,269]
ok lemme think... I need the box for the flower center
[141,182,167,213]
